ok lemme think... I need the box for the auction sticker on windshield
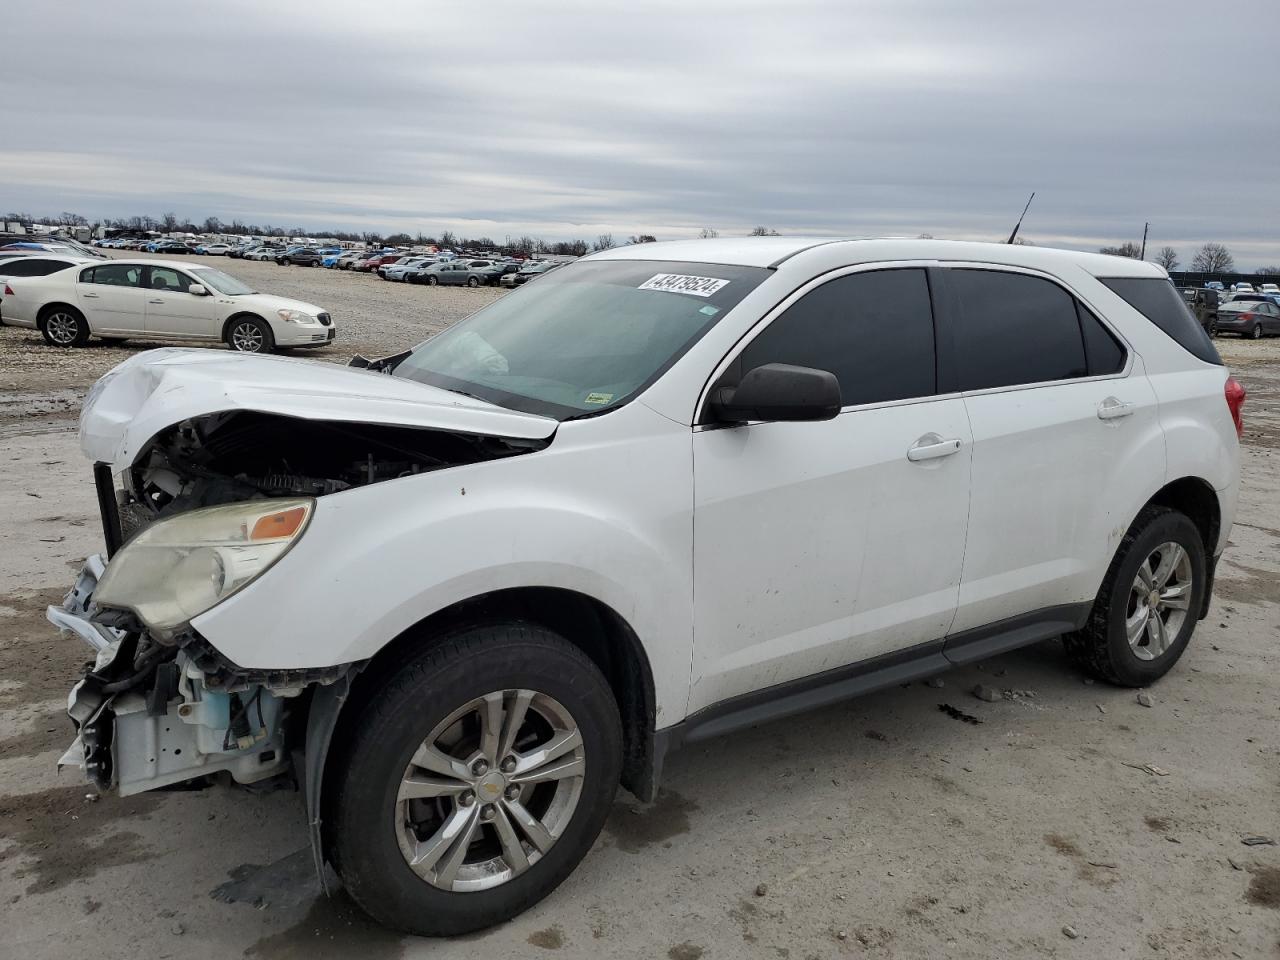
[638,274,730,297]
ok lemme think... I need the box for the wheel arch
[306,585,659,889]
[1131,475,1221,621]
[221,311,267,342]
[37,300,86,328]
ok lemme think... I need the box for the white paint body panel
[0,258,337,347]
[75,238,1240,733]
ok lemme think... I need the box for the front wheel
[1063,505,1206,686]
[467,276,480,287]
[226,316,275,353]
[331,623,621,937]
[426,276,438,286]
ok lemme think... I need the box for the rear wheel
[226,316,275,353]
[40,307,90,347]
[1251,323,1263,340]
[331,623,621,937]
[1063,505,1206,686]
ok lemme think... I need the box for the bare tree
[1191,242,1234,273]
[1099,242,1142,258]
[698,227,719,239]
[162,212,178,232]
[1154,247,1179,270]
[628,234,657,244]
[592,233,615,252]
[1254,266,1280,277]
[916,233,934,239]
[59,211,88,226]
[1011,237,1035,246]
[749,226,779,236]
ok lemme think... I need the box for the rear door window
[733,267,937,406]
[83,263,142,287]
[950,269,1088,390]
[1100,277,1221,365]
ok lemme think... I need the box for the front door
[143,265,218,339]
[690,267,972,713]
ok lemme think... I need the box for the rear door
[690,266,972,711]
[76,262,149,334]
[142,265,218,339]
[943,266,1162,640]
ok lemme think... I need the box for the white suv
[50,238,1243,935]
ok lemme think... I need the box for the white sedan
[0,259,336,352]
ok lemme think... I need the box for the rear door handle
[82,292,99,298]
[907,434,962,462]
[148,298,165,304]
[1097,397,1134,420]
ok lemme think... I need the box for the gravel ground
[1,269,1279,959]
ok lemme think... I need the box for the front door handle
[1097,397,1134,420]
[82,292,99,298]
[148,298,165,304]
[907,434,962,462]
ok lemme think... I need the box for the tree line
[1097,240,1279,276]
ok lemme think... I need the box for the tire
[1251,323,1263,340]
[467,276,480,287]
[1063,505,1206,687]
[226,315,275,353]
[427,276,438,286]
[331,622,621,937]
[40,306,90,347]
[1207,321,1218,338]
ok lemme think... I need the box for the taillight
[1239,312,1254,322]
[1225,377,1246,438]
[3,283,12,296]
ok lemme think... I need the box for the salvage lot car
[48,238,1240,936]
[1,259,336,351]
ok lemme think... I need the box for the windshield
[393,259,769,419]
[190,267,256,295]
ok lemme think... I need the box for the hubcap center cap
[1147,589,1161,609]
[476,772,506,801]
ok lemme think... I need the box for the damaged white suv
[50,238,1243,935]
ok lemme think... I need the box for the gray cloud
[4,0,1277,265]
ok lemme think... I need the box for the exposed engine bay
[53,410,547,797]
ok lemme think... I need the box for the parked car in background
[2,240,106,260]
[333,251,367,269]
[381,256,433,281]
[1183,287,1219,337]
[357,253,405,273]
[49,237,1241,937]
[409,261,476,285]
[473,262,521,286]
[1216,300,1280,338]
[1,259,335,351]
[1260,282,1280,296]
[500,260,563,287]
[276,248,324,267]
[201,243,232,256]
[244,247,278,261]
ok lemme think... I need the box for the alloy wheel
[1126,541,1193,661]
[394,689,585,893]
[231,322,265,352]
[45,312,80,345]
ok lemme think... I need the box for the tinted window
[1100,277,1221,365]
[148,266,194,293]
[951,270,1087,390]
[2,258,70,277]
[84,263,142,287]
[736,268,936,406]
[1077,303,1126,375]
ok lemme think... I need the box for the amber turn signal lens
[250,505,307,541]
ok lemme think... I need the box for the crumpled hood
[80,348,558,470]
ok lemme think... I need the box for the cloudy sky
[4,1,1277,265]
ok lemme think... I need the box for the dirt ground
[1,258,1278,959]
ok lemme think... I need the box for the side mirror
[188,284,208,296]
[710,363,842,424]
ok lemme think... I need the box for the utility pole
[1140,222,1149,260]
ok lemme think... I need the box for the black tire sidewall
[40,308,88,347]
[1101,511,1206,685]
[227,316,275,353]
[332,624,622,937]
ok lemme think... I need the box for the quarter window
[1077,303,1126,375]
[951,269,1088,390]
[735,268,937,407]
[1,258,72,277]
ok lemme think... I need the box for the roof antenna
[1006,192,1035,244]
